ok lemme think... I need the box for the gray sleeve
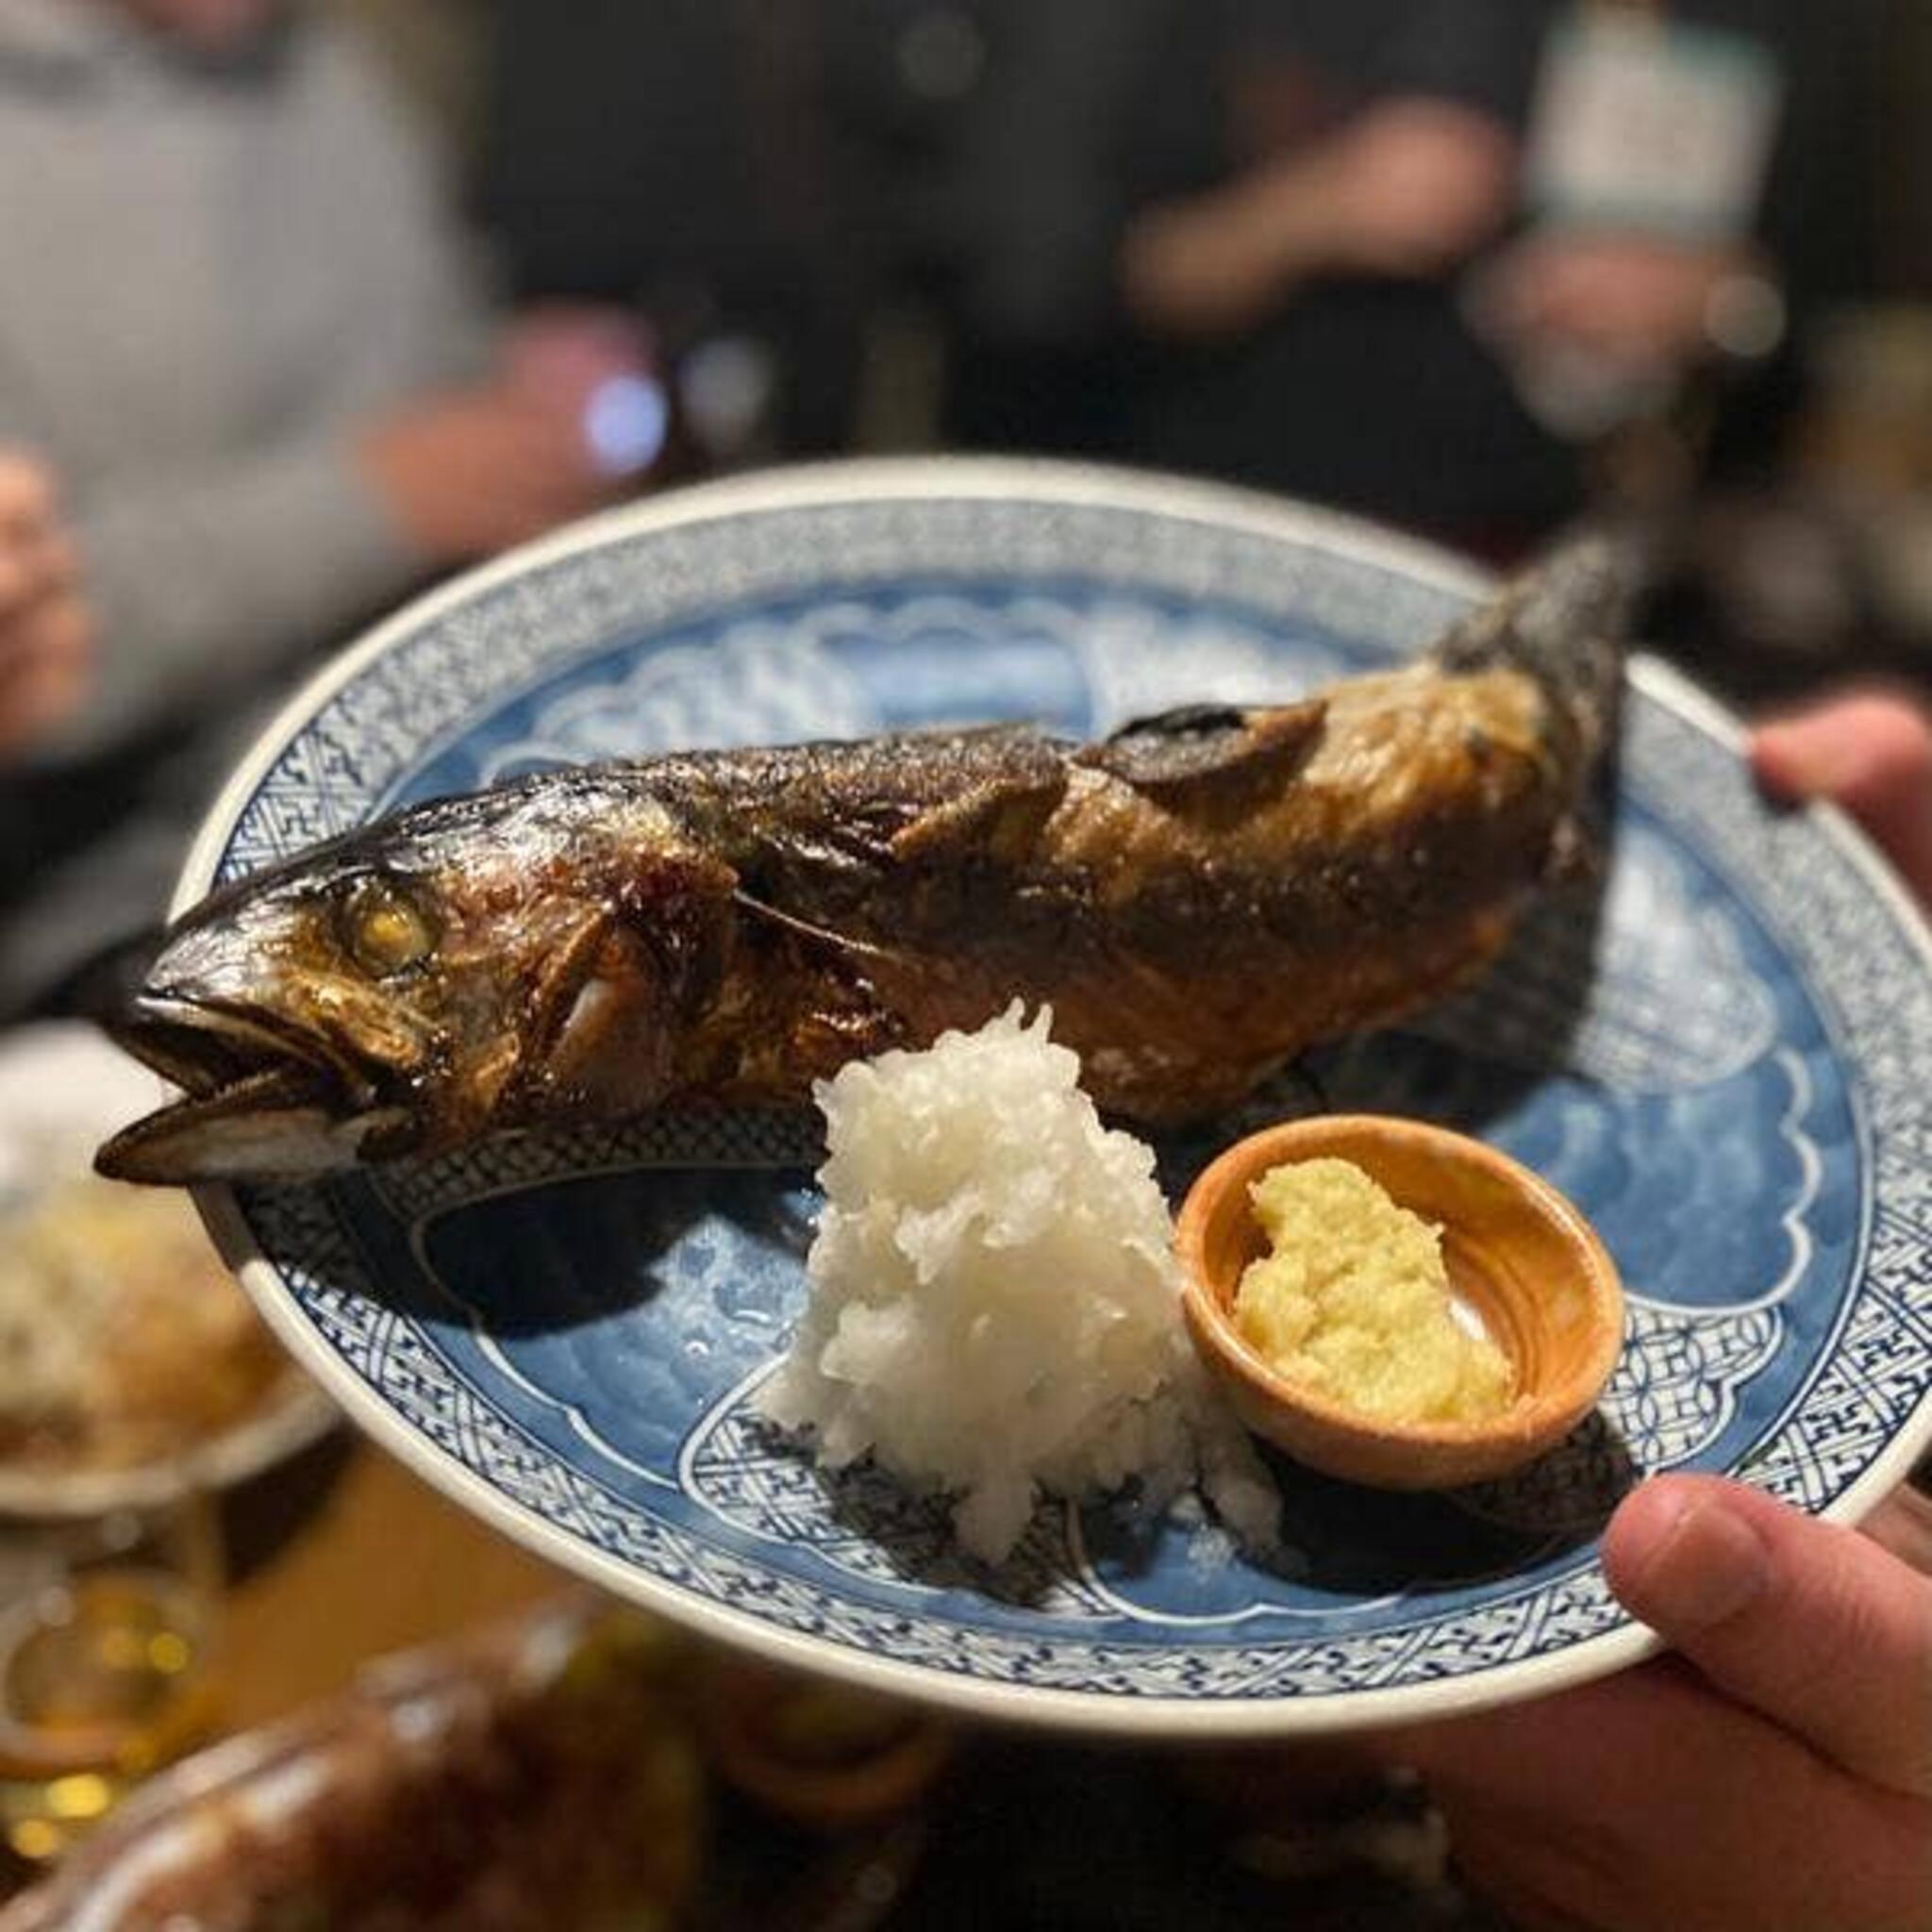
[47,430,419,761]
[307,18,502,399]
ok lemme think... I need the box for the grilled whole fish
[97,534,1634,1183]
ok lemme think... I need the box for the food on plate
[95,530,1636,1185]
[1179,1114,1624,1487]
[1233,1158,1514,1424]
[0,1175,295,1474]
[0,1607,704,1932]
[757,1006,1279,1564]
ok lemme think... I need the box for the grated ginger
[1234,1158,1513,1424]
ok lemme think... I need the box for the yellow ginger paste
[1233,1158,1514,1424]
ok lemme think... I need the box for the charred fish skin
[95,531,1635,1184]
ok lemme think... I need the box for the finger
[0,596,92,700]
[0,454,56,541]
[1752,693,1932,905]
[0,648,90,757]
[0,520,78,626]
[0,547,25,622]
[22,531,79,597]
[1604,1474,1932,1796]
[1445,1819,1606,1932]
[1382,1659,1932,1932]
[37,593,93,671]
[0,534,80,624]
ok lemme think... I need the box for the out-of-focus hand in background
[1120,97,1515,341]
[0,454,92,761]
[1318,99,1519,281]
[1472,231,1782,375]
[357,379,625,570]
[499,303,657,411]
[362,304,666,565]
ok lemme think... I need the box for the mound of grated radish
[757,1005,1280,1564]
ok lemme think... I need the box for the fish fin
[732,890,899,964]
[886,770,1068,865]
[521,906,616,1056]
[1078,700,1326,805]
[1429,524,1643,779]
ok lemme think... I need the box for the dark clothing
[474,1,1885,541]
[940,0,1578,540]
[1125,281,1582,538]
[474,0,878,452]
[0,0,489,1015]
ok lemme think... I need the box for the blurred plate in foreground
[0,1024,335,1519]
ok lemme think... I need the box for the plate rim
[177,457,1932,1737]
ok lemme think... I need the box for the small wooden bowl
[1176,1116,1624,1490]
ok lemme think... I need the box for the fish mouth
[96,996,413,1185]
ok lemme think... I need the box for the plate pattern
[198,468,1932,1723]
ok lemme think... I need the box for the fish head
[96,780,733,1183]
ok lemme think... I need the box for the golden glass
[0,1491,224,1864]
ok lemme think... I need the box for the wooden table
[216,1427,568,1733]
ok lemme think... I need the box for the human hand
[501,303,656,409]
[501,305,671,482]
[1366,691,1932,1928]
[1382,1474,1932,1931]
[0,452,93,758]
[358,382,623,567]
[1752,690,1932,906]
[1119,96,1513,339]
[1318,98,1517,280]
[1470,234,1778,376]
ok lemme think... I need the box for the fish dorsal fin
[886,767,1069,866]
[1077,700,1326,805]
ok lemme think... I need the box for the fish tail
[1431,521,1650,779]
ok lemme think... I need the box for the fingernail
[1613,1490,1771,1634]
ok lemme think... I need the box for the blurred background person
[927,4,1576,548]
[473,0,891,470]
[0,0,643,1016]
[891,0,1912,695]
[1105,0,1816,552]
[0,451,92,761]
[465,0,1559,528]
[462,2,1886,572]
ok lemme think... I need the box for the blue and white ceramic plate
[185,460,1932,1737]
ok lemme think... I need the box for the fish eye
[339,876,437,978]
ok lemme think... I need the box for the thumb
[1604,1474,1932,1798]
